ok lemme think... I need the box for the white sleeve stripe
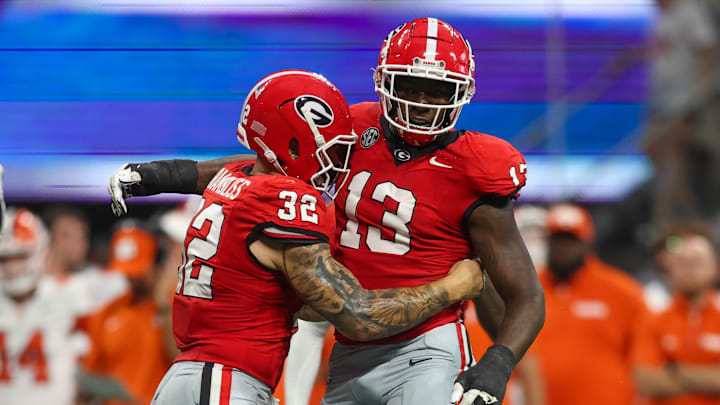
[263,227,312,237]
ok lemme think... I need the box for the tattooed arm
[250,239,484,341]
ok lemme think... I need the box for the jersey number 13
[339,171,417,255]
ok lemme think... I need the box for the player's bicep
[467,200,545,359]
[465,136,527,199]
[467,200,537,297]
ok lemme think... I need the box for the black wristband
[485,345,517,380]
[127,160,198,196]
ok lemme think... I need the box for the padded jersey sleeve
[461,132,527,199]
[248,177,334,245]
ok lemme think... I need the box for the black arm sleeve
[127,160,198,196]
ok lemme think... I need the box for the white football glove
[450,345,515,405]
[0,164,5,229]
[451,385,499,405]
[108,164,142,216]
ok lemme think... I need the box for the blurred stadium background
[2,0,664,264]
[1,0,653,203]
[1,0,719,404]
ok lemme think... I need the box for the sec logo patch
[361,127,380,148]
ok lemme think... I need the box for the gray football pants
[322,322,474,405]
[151,361,276,405]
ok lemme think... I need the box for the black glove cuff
[128,159,198,196]
[485,345,517,380]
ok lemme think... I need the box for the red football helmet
[237,70,357,200]
[374,18,476,146]
[0,208,48,297]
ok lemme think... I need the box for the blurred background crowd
[1,0,720,404]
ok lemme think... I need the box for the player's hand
[108,164,142,216]
[451,345,516,405]
[446,258,485,302]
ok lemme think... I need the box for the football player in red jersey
[110,18,545,405]
[143,70,486,405]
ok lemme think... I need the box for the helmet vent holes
[288,138,300,160]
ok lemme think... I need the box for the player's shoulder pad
[205,160,255,201]
[260,175,320,197]
[454,131,527,198]
[222,159,255,173]
[349,101,381,116]
[247,176,333,244]
[349,102,382,151]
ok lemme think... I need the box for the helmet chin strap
[253,137,288,176]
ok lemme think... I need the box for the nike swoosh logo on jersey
[429,156,453,169]
[409,357,433,366]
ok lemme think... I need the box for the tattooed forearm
[281,243,453,341]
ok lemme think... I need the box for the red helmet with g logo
[374,18,476,146]
[237,70,357,200]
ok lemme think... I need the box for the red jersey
[173,160,333,390]
[333,102,527,345]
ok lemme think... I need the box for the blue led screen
[0,3,654,201]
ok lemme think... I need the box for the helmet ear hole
[288,138,300,160]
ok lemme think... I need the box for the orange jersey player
[532,204,651,405]
[633,222,720,405]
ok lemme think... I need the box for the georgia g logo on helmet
[294,95,334,128]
